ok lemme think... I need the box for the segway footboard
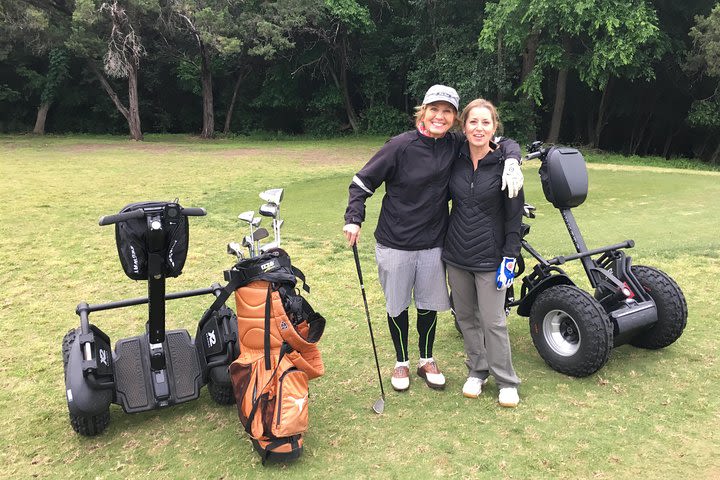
[114,329,202,413]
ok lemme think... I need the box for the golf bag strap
[264,284,272,370]
[292,265,310,293]
[261,435,301,465]
[199,273,247,326]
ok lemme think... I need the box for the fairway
[1,134,719,479]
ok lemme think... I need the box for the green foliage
[687,97,720,129]
[497,99,538,144]
[40,47,70,104]
[324,0,374,34]
[687,3,720,77]
[360,105,411,136]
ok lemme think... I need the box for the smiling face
[463,106,497,151]
[419,101,456,138]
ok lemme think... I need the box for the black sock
[387,309,409,362]
[417,309,437,359]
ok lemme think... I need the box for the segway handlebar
[98,209,145,226]
[181,207,207,217]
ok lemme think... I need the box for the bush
[361,105,412,136]
[497,100,539,145]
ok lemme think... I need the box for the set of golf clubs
[227,188,285,261]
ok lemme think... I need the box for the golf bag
[114,201,189,280]
[222,249,325,463]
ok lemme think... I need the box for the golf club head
[227,242,243,259]
[251,217,262,228]
[259,203,278,218]
[259,188,284,205]
[259,240,279,253]
[372,397,385,414]
[241,236,252,248]
[253,227,270,242]
[238,210,254,224]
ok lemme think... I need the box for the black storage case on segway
[62,201,239,436]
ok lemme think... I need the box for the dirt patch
[57,143,186,154]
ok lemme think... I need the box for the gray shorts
[375,243,451,317]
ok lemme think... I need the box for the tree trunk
[710,140,720,164]
[33,102,51,135]
[496,34,504,103]
[223,71,245,134]
[330,42,359,133]
[521,33,539,83]
[126,62,143,141]
[592,78,613,148]
[91,62,142,140]
[199,44,214,138]
[547,67,568,144]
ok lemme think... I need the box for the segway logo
[130,245,139,274]
[206,330,217,348]
[168,240,177,268]
[99,349,109,366]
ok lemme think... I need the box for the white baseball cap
[422,84,459,111]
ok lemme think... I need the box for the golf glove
[501,158,523,199]
[496,257,516,290]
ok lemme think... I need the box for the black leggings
[387,309,438,362]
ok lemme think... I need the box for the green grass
[1,134,719,479]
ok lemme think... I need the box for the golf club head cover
[501,158,523,199]
[496,257,516,290]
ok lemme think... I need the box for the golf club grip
[98,208,145,226]
[182,207,206,216]
[352,244,364,285]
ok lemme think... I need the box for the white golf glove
[501,158,523,199]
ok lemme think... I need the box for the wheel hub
[543,309,581,356]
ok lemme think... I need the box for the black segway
[507,143,687,377]
[62,201,239,436]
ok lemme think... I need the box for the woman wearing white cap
[343,85,523,392]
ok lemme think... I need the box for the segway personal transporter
[62,201,239,436]
[507,143,687,377]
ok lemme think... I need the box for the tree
[480,0,662,145]
[685,2,720,163]
[69,0,154,140]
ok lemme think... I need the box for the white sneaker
[462,377,488,398]
[498,387,520,407]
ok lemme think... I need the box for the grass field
[1,134,719,479]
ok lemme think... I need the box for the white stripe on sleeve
[352,175,374,195]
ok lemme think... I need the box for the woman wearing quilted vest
[343,86,523,393]
[443,98,524,407]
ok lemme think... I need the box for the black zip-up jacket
[442,141,524,271]
[344,130,521,251]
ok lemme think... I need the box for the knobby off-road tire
[529,285,613,377]
[629,265,687,349]
[208,378,235,405]
[62,328,111,436]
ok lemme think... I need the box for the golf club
[252,227,269,254]
[259,188,284,205]
[227,241,244,261]
[259,202,282,247]
[352,243,385,414]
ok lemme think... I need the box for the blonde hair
[414,103,460,130]
[460,98,502,135]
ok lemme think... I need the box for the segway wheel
[207,380,235,405]
[62,329,111,436]
[529,285,613,377]
[629,265,687,349]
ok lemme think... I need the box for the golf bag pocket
[272,368,309,438]
[229,360,254,426]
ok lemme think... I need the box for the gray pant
[375,244,451,317]
[446,264,520,389]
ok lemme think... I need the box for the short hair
[460,98,502,135]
